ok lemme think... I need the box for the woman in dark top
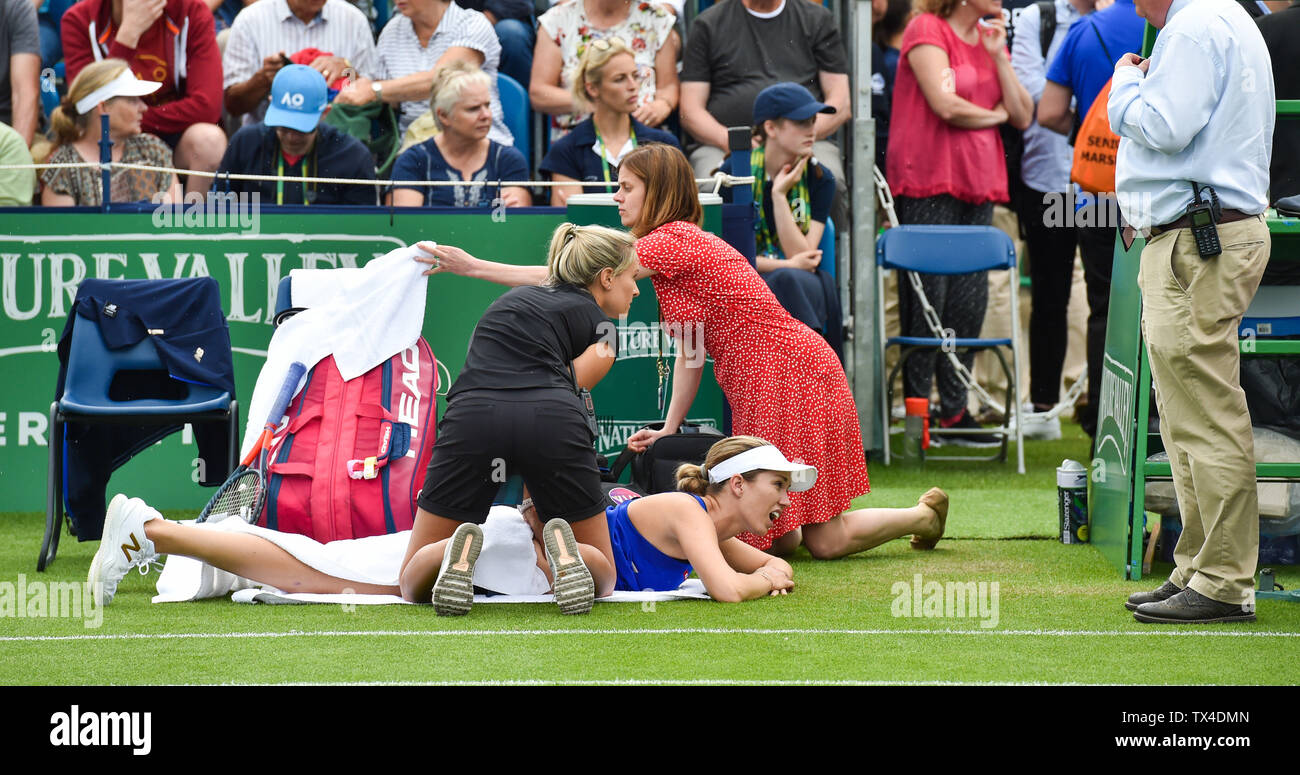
[389,61,532,208]
[539,37,679,206]
[748,83,845,361]
[400,222,637,616]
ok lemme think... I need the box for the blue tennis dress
[607,495,700,592]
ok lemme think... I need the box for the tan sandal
[910,487,949,550]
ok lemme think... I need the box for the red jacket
[62,0,222,136]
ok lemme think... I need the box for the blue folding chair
[497,72,531,171]
[876,225,1025,473]
[818,218,836,279]
[40,279,239,570]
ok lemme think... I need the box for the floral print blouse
[538,0,677,141]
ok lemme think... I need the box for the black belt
[1148,208,1256,237]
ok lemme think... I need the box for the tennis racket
[197,362,307,524]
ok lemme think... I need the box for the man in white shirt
[1111,0,1275,624]
[223,0,378,119]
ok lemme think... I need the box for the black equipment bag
[604,422,725,493]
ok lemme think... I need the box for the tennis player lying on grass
[87,436,808,606]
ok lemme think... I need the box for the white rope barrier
[0,160,756,190]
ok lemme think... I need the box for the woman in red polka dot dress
[617,144,947,558]
[419,143,947,559]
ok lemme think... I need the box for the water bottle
[1057,459,1089,544]
[903,398,929,462]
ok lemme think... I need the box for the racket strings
[207,470,265,523]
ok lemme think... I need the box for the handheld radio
[1187,182,1222,258]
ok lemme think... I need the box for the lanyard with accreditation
[594,123,637,193]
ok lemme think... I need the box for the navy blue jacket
[215,122,378,206]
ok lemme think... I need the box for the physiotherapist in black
[214,65,378,206]
[399,224,641,617]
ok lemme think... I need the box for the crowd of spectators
[5,0,1296,420]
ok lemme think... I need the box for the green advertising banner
[1090,231,1146,579]
[0,207,726,513]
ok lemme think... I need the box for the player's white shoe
[87,494,160,606]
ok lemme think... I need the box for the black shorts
[416,388,606,524]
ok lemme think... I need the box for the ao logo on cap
[280,91,306,108]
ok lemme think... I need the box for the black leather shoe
[1133,588,1256,624]
[1123,580,1182,611]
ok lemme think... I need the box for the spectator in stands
[539,37,677,206]
[62,0,226,195]
[1257,0,1299,201]
[389,60,529,207]
[334,0,511,146]
[885,0,1032,446]
[680,0,850,225]
[1010,0,1095,441]
[531,0,679,143]
[215,64,377,205]
[0,121,35,204]
[1036,0,1144,443]
[38,0,75,69]
[40,58,182,205]
[872,0,910,172]
[223,0,378,120]
[454,0,536,90]
[747,82,843,362]
[3,0,40,146]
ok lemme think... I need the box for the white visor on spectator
[76,69,162,115]
[705,445,818,492]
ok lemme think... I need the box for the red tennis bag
[259,338,438,541]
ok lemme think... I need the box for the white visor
[75,69,162,116]
[704,445,818,492]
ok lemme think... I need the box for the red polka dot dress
[636,221,869,549]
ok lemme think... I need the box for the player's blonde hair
[545,222,638,288]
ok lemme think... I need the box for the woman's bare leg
[768,528,803,558]
[397,508,464,602]
[800,489,949,560]
[145,520,399,595]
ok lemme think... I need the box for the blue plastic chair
[40,283,239,570]
[818,218,836,279]
[876,225,1025,473]
[497,72,531,171]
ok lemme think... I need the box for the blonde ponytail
[544,221,636,288]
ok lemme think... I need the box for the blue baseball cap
[753,82,835,125]
[265,65,328,133]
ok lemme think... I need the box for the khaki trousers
[1137,215,1270,605]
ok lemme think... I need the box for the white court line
[4,627,1298,644]
[202,680,1111,687]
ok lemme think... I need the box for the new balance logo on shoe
[120,533,142,563]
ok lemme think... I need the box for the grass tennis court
[4,423,1298,686]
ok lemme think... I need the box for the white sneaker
[542,518,595,615]
[1019,404,1062,441]
[431,522,483,616]
[87,494,160,606]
